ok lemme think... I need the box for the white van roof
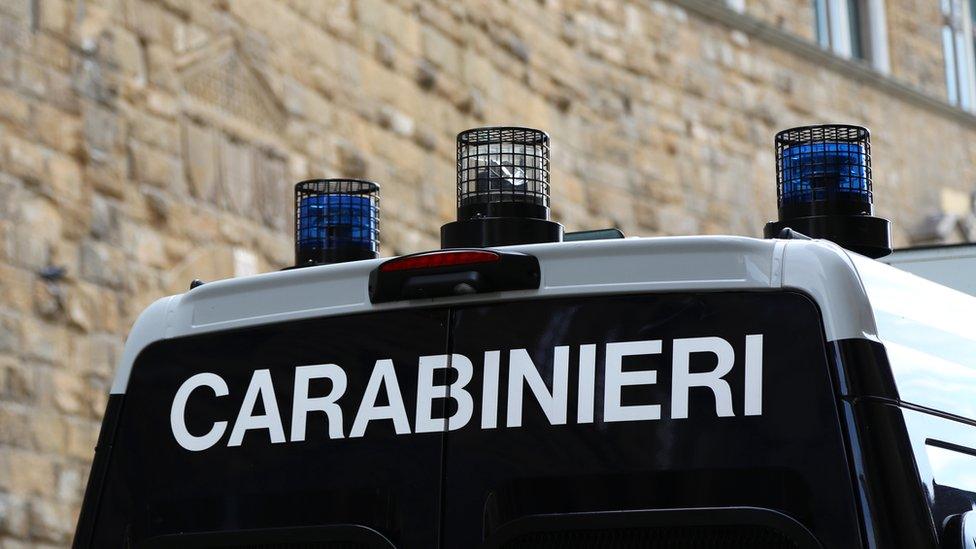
[111,235,906,394]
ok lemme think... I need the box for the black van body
[71,238,976,548]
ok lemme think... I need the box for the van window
[926,440,976,518]
[854,256,976,420]
[82,290,862,548]
[441,291,860,548]
[85,308,450,549]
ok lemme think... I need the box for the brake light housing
[369,249,540,303]
[379,250,501,272]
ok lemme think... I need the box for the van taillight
[369,250,540,303]
[379,250,501,272]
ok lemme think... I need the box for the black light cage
[294,178,380,267]
[456,126,551,221]
[775,124,873,218]
[765,123,890,259]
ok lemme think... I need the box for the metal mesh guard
[294,179,379,254]
[457,126,550,210]
[775,124,872,208]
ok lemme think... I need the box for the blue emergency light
[764,124,891,258]
[780,141,869,207]
[294,179,379,267]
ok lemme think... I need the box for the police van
[72,126,976,548]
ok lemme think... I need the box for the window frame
[813,0,891,73]
[942,0,976,111]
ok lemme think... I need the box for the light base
[441,217,563,249]
[764,214,892,259]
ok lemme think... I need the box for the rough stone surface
[0,0,975,546]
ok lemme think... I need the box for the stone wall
[1,0,975,546]
[745,0,816,41]
[886,0,947,97]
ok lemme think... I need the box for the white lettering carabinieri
[169,335,765,452]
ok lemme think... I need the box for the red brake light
[379,250,501,272]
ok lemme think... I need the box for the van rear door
[441,291,862,548]
[79,308,449,548]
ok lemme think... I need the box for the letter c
[171,372,229,451]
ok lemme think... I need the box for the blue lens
[297,194,377,251]
[781,142,868,204]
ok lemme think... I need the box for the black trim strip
[71,394,125,549]
[482,507,822,549]
[828,338,942,548]
[136,524,396,548]
[436,308,455,549]
[845,395,976,430]
[925,438,976,459]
